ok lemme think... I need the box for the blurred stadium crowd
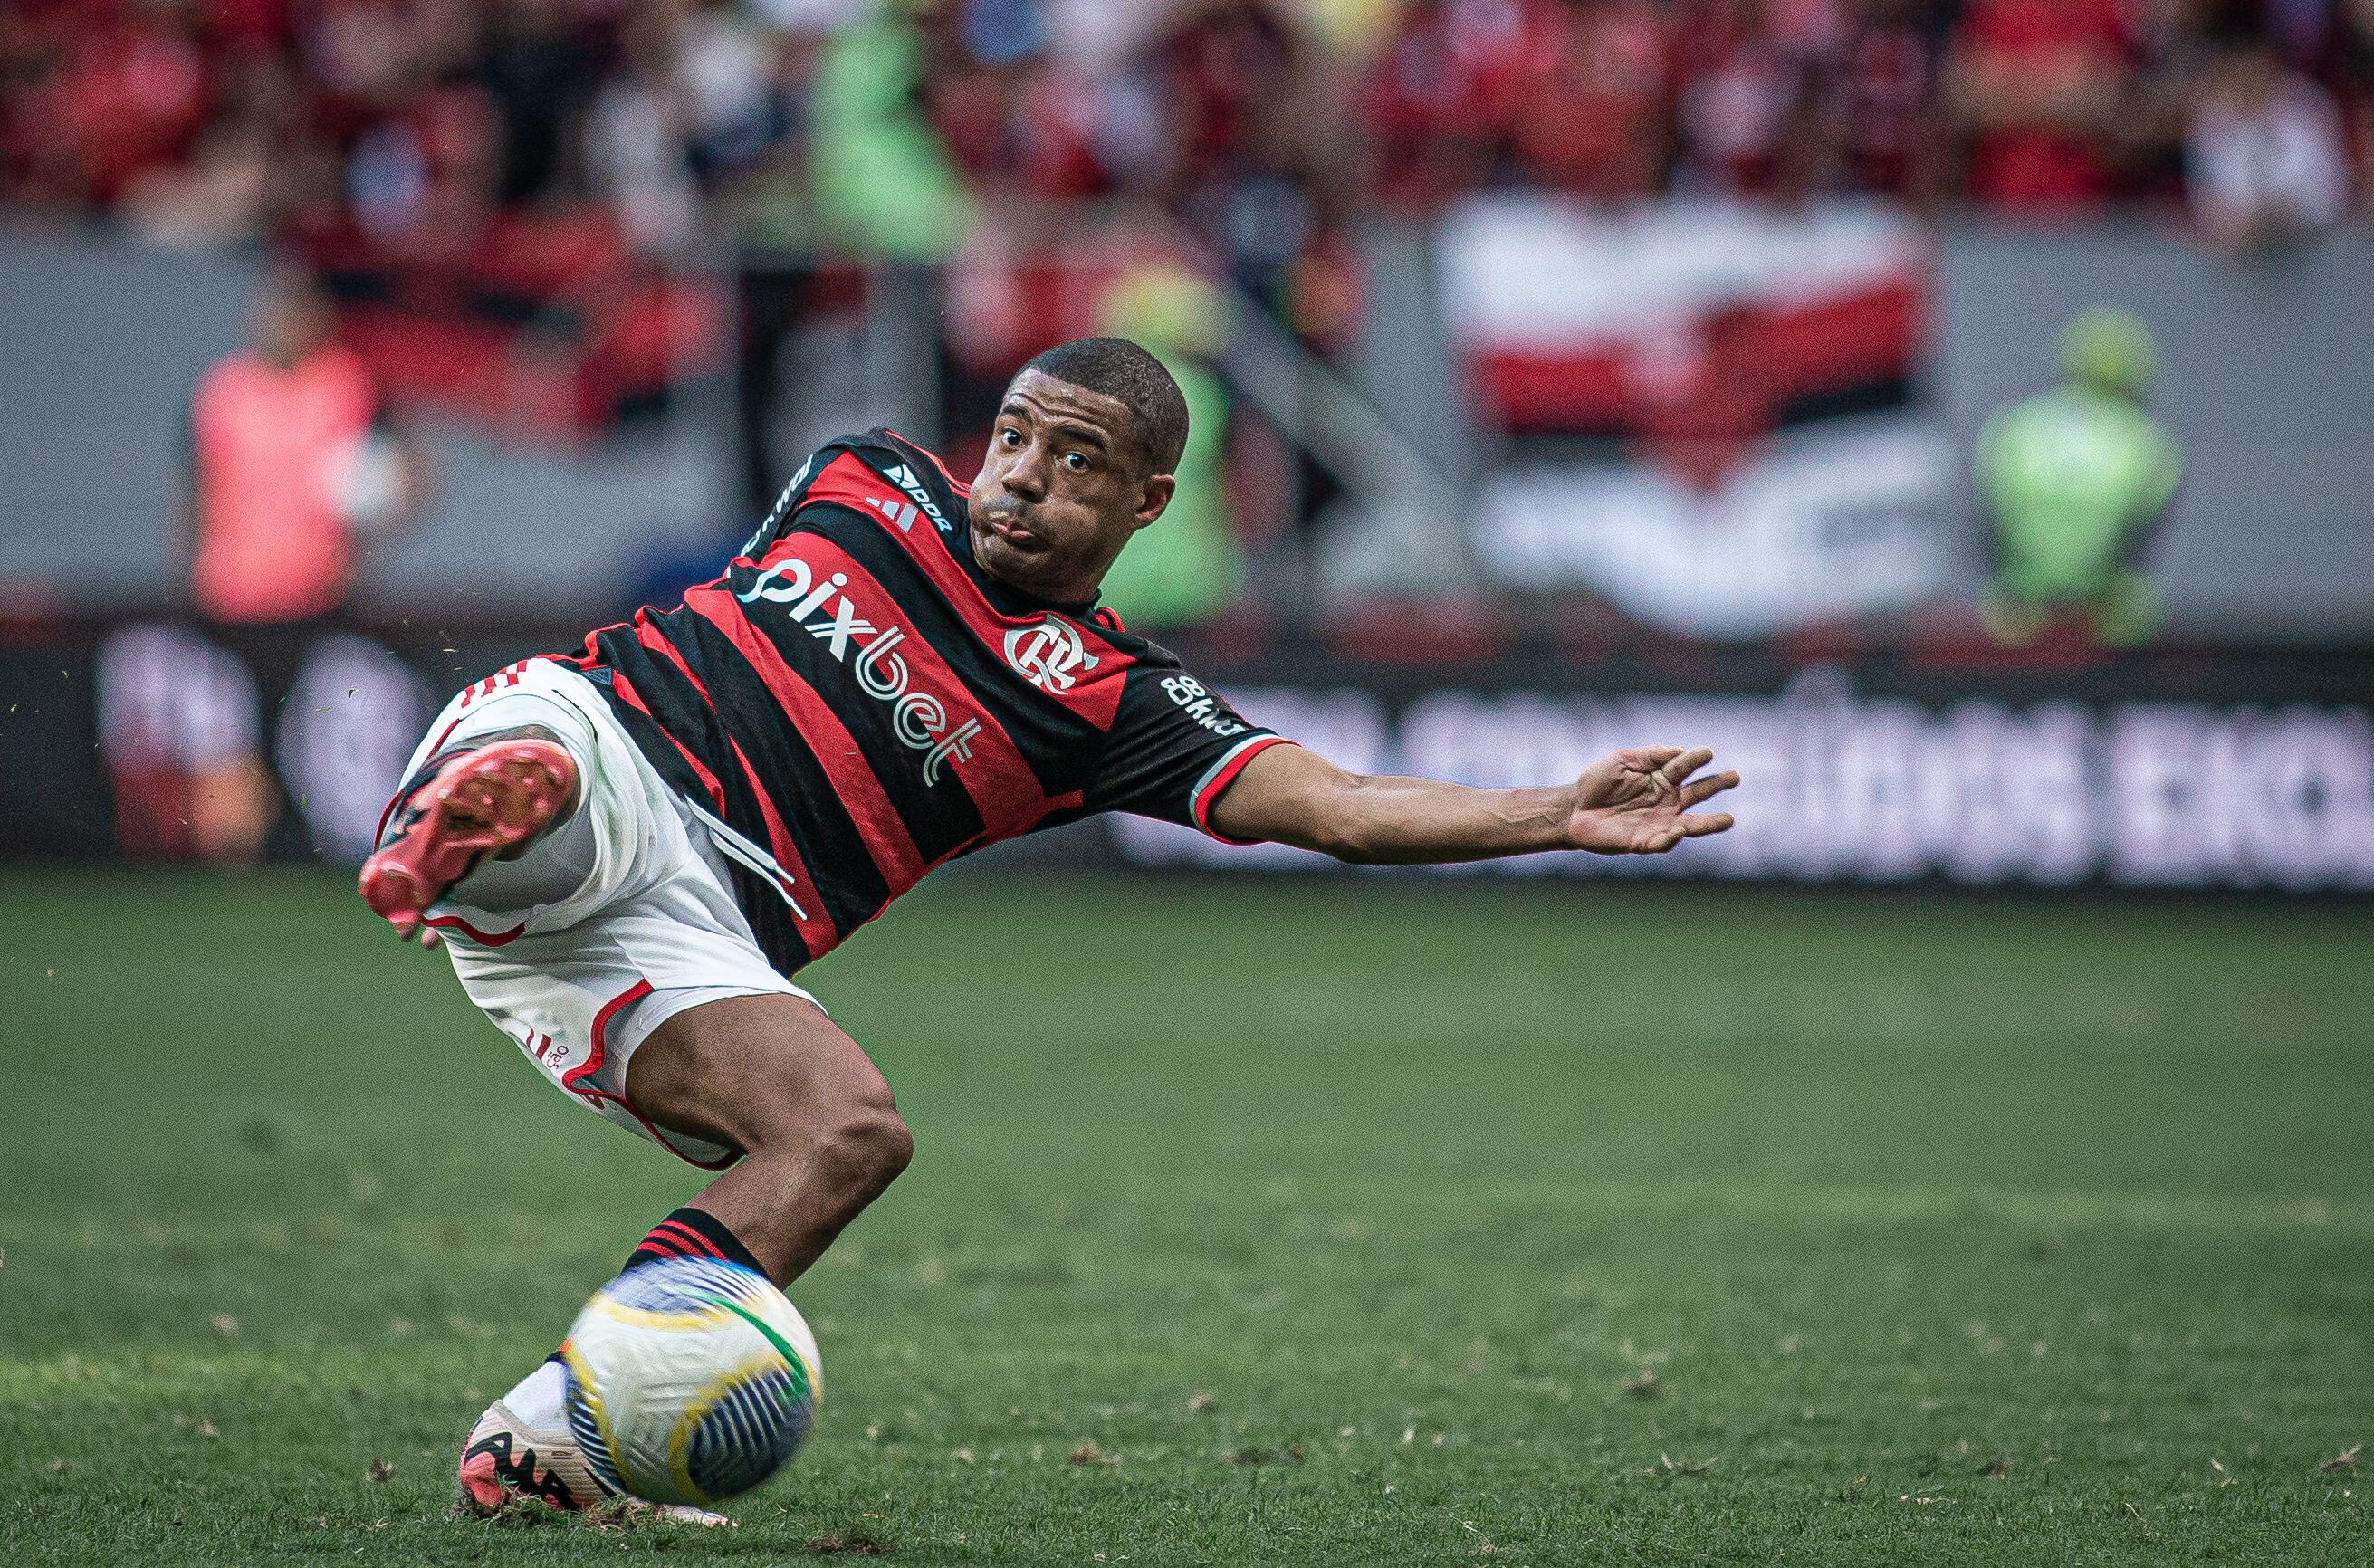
[5,0,2369,262]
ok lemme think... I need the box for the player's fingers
[1680,812,1736,838]
[1659,747,1715,786]
[1680,770,1741,808]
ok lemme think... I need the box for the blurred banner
[1441,201,2374,645]
[7,620,2371,894]
[1445,199,1949,636]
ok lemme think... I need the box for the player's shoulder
[799,428,970,499]
[1086,609,1164,661]
[758,428,969,542]
[1086,614,1201,681]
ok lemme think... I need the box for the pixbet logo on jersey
[1003,621,1100,693]
[738,552,981,784]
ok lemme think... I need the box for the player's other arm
[1205,741,1740,865]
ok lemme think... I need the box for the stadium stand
[6,2,2371,438]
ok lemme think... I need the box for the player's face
[969,370,1174,604]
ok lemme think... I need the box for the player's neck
[966,527,1102,616]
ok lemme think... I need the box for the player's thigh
[624,992,900,1157]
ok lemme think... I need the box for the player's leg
[618,993,913,1286]
[361,727,582,936]
[456,990,897,1523]
[360,665,614,938]
[367,670,719,1517]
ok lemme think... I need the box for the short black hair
[1018,337,1190,477]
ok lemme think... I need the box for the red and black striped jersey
[558,429,1290,977]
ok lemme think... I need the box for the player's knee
[807,1101,912,1200]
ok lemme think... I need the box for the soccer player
[359,338,1740,1520]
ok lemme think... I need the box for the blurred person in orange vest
[174,264,426,861]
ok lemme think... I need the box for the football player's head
[969,337,1188,603]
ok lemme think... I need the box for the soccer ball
[560,1256,821,1506]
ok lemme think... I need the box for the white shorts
[388,658,818,1167]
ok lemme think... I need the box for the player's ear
[1133,472,1174,530]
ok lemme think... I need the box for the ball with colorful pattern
[560,1256,820,1507]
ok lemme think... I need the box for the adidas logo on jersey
[881,464,953,533]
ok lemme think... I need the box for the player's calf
[625,993,914,1285]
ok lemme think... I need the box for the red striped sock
[621,1206,764,1276]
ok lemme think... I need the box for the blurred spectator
[1814,0,1948,201]
[2187,31,2349,250]
[1509,0,1670,205]
[1144,0,1344,330]
[120,116,278,249]
[1668,0,1824,199]
[721,24,826,516]
[585,6,704,257]
[1361,0,1527,211]
[1975,308,2182,648]
[2333,2,2374,217]
[479,0,592,206]
[2120,0,2224,206]
[1,0,213,213]
[810,1,972,260]
[8,0,2372,274]
[175,265,425,860]
[1946,0,2132,211]
[1087,262,1242,628]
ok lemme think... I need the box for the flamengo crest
[1003,620,1100,693]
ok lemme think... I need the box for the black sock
[620,1206,766,1276]
[549,1208,770,1365]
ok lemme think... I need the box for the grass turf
[1,867,2368,1565]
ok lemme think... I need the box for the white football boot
[457,1390,733,1527]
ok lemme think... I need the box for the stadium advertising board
[1111,673,2374,892]
[6,623,2370,894]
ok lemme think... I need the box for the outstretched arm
[1205,741,1740,865]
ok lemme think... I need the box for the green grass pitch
[3,868,2369,1565]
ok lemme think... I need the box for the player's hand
[1565,747,1739,855]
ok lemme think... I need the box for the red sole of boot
[359,739,577,937]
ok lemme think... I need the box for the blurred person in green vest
[1087,262,1243,629]
[810,0,972,262]
[1975,309,2184,647]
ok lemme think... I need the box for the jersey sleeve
[1082,660,1295,843]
